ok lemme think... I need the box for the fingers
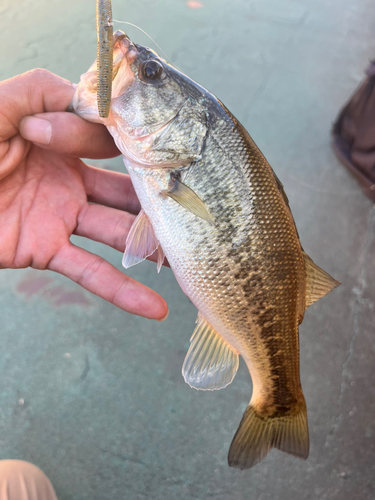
[48,242,168,320]
[19,112,120,160]
[80,164,141,214]
[0,69,75,143]
[74,204,169,267]
[0,69,120,160]
[0,69,83,179]
[75,204,134,252]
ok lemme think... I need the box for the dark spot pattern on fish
[174,101,307,416]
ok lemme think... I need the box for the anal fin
[303,252,340,307]
[182,313,239,390]
[122,209,159,269]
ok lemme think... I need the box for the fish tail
[228,397,309,469]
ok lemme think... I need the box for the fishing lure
[96,0,113,118]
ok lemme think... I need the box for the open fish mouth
[71,31,136,124]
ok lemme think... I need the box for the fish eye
[141,60,163,82]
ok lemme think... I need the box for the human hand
[0,69,168,320]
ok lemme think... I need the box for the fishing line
[112,19,174,65]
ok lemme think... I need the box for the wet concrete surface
[0,0,375,498]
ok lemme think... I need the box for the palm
[0,69,168,320]
[2,146,86,269]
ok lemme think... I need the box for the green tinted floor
[0,0,374,498]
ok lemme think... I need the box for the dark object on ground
[332,60,375,202]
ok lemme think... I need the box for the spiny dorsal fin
[162,177,214,225]
[303,251,340,307]
[122,209,159,269]
[272,170,290,211]
[182,313,239,390]
[272,169,302,240]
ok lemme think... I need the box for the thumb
[0,69,75,143]
[0,69,76,180]
[20,112,120,159]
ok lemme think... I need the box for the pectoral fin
[182,313,239,390]
[162,177,214,225]
[122,210,159,269]
[303,252,340,307]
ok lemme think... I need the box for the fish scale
[73,29,339,469]
[127,110,305,411]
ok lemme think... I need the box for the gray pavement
[1,0,375,498]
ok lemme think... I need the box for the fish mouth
[112,31,135,71]
[71,31,136,123]
[110,31,138,99]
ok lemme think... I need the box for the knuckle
[85,167,98,199]
[113,213,131,251]
[76,204,89,233]
[111,277,129,305]
[77,256,106,287]
[26,68,53,82]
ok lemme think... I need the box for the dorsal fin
[271,169,302,240]
[303,252,340,307]
[122,209,159,269]
[272,170,290,210]
[182,313,239,391]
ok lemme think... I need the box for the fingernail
[20,116,52,145]
[158,309,169,322]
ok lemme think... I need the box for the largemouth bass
[72,31,339,469]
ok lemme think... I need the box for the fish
[72,30,340,469]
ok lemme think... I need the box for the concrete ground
[0,0,374,498]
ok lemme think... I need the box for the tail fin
[228,400,309,469]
